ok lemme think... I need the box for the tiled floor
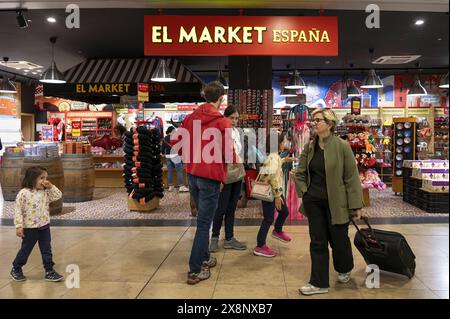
[0,224,448,299]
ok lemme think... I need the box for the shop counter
[93,155,124,188]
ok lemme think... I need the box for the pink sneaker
[271,230,292,243]
[253,245,277,258]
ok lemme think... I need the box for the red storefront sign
[144,16,338,56]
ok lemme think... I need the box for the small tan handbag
[225,163,246,184]
[250,172,274,202]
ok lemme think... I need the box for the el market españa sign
[144,16,338,56]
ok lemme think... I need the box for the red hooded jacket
[172,103,235,183]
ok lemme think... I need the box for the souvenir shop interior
[0,7,448,224]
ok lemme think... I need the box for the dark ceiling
[0,7,448,82]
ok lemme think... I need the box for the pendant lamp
[347,80,361,96]
[439,72,449,89]
[0,57,17,93]
[361,69,383,88]
[40,37,66,84]
[408,76,427,96]
[151,59,176,82]
[285,70,306,89]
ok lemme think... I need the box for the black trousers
[257,196,289,247]
[212,180,242,241]
[12,226,55,272]
[303,193,354,288]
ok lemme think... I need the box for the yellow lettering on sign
[105,84,111,93]
[320,31,330,42]
[199,26,213,43]
[242,26,253,43]
[272,30,281,42]
[152,26,162,43]
[298,30,307,42]
[76,84,85,93]
[290,30,299,42]
[89,84,97,93]
[112,84,118,92]
[309,28,319,42]
[124,84,130,93]
[97,85,104,93]
[254,26,267,43]
[228,26,242,43]
[214,27,226,43]
[281,30,289,42]
[179,26,197,43]
[162,26,173,43]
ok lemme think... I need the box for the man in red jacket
[172,81,235,285]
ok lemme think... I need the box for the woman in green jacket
[294,108,364,296]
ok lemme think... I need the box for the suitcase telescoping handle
[351,216,381,249]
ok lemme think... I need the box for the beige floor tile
[138,282,215,299]
[0,279,11,290]
[431,290,449,299]
[360,288,439,299]
[416,276,449,291]
[61,281,145,299]
[0,249,42,279]
[287,286,364,299]
[213,284,287,299]
[84,252,166,283]
[0,280,69,299]
[217,253,285,286]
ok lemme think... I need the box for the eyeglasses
[311,118,327,124]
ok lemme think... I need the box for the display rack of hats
[228,89,273,132]
[434,116,449,159]
[392,117,418,194]
[403,160,449,214]
[123,126,164,212]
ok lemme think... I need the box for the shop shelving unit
[392,117,418,194]
[92,154,123,187]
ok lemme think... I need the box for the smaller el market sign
[76,83,133,94]
[144,16,338,56]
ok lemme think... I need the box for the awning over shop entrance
[43,58,204,103]
[64,57,203,84]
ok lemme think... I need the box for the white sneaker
[299,283,329,296]
[179,185,189,192]
[168,186,174,192]
[338,271,351,283]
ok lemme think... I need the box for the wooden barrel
[21,157,65,215]
[61,154,95,203]
[0,152,24,201]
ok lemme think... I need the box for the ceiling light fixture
[285,70,306,89]
[216,57,228,89]
[40,36,66,84]
[16,10,28,28]
[408,63,427,96]
[415,19,425,26]
[151,59,176,82]
[0,57,18,93]
[439,72,449,89]
[361,48,384,88]
[47,17,56,23]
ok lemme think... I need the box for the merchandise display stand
[392,117,418,195]
[123,125,164,213]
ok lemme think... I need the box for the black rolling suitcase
[351,217,416,279]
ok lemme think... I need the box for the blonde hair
[311,108,338,133]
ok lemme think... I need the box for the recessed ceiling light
[47,17,56,23]
[437,37,443,41]
[325,60,330,64]
[415,19,425,25]
[32,72,37,74]
[23,69,29,72]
